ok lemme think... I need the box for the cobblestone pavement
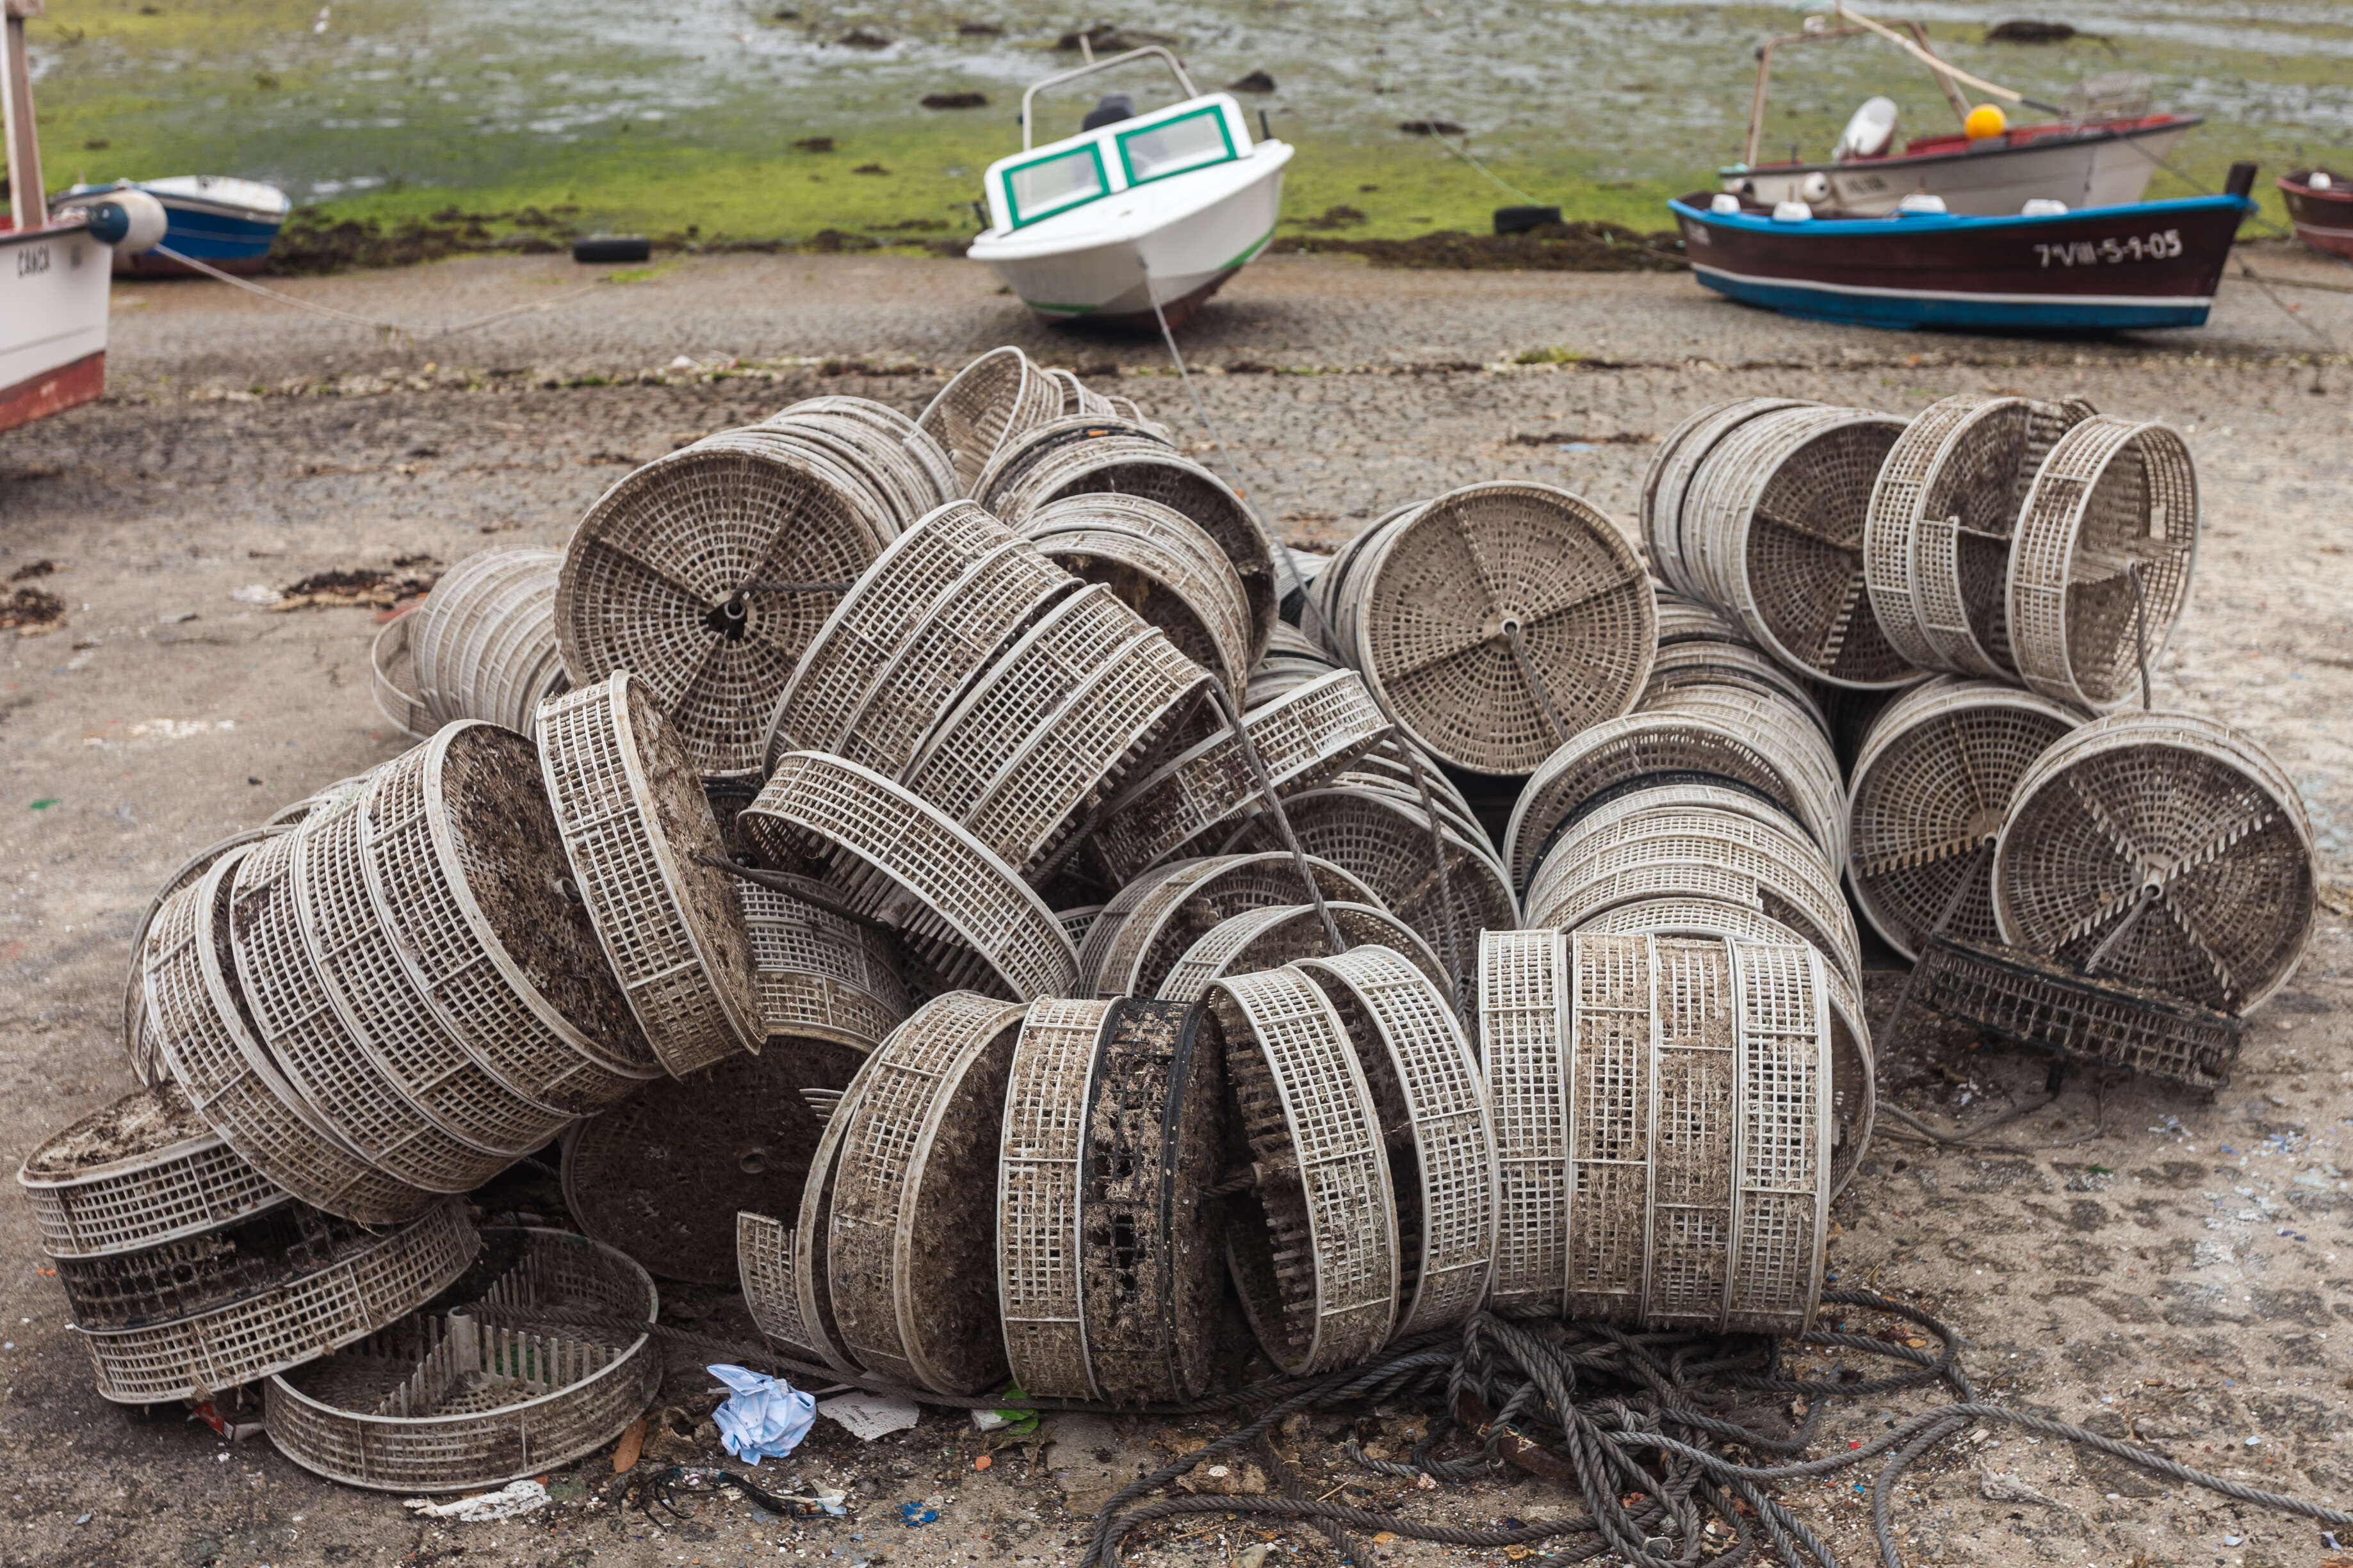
[0,253,2347,1567]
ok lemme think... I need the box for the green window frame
[1113,105,1239,189]
[1000,140,1113,229]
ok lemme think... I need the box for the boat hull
[1,224,110,433]
[2280,177,2353,261]
[1672,193,2251,332]
[59,181,287,276]
[1729,118,2197,218]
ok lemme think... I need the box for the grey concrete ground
[1,248,2350,1568]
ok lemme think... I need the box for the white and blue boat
[56,174,289,276]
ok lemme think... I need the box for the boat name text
[14,244,52,279]
[2035,230,2183,269]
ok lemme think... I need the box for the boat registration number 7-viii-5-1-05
[2035,230,2185,268]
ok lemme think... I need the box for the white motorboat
[968,47,1292,330]
[3,0,111,432]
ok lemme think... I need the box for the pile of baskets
[372,547,572,740]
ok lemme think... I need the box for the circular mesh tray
[265,770,377,832]
[539,672,763,1078]
[1295,945,1495,1335]
[772,394,959,512]
[826,993,1026,1393]
[760,405,959,535]
[1087,668,1391,887]
[1846,678,2084,960]
[265,1228,658,1491]
[73,1196,476,1405]
[1682,405,1917,689]
[1992,711,2314,1013]
[738,873,911,1052]
[1643,639,1831,740]
[371,607,432,741]
[558,437,895,778]
[1025,492,1257,695]
[56,1200,389,1330]
[997,998,1116,1400]
[1651,590,1752,649]
[2007,417,2199,711]
[564,1037,863,1284]
[1505,711,1843,895]
[1048,368,1116,419]
[972,418,1277,666]
[1639,399,1817,598]
[147,850,430,1226]
[124,829,273,1090]
[1211,967,1397,1373]
[1055,904,1104,951]
[1080,852,1383,1001]
[1565,903,1874,1203]
[1346,481,1656,776]
[764,501,1077,778]
[19,1085,288,1261]
[411,548,571,736]
[1153,902,1444,1003]
[1631,684,1847,854]
[899,583,1213,874]
[741,752,1079,1002]
[1474,928,1570,1313]
[916,347,1067,494]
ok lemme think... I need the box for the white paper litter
[817,1391,922,1441]
[403,1479,550,1521]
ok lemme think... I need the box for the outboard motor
[1081,92,1136,131]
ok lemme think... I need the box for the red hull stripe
[0,351,106,435]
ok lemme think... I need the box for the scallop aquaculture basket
[763,501,1077,779]
[124,828,273,1090]
[564,1037,863,1285]
[1682,405,1917,690]
[72,1196,476,1405]
[1079,852,1383,1001]
[1911,935,2244,1090]
[1864,394,2094,679]
[265,1229,660,1492]
[1344,481,1656,777]
[1993,711,2314,1014]
[1296,945,1497,1336]
[1650,590,1753,650]
[897,583,1214,874]
[1024,492,1258,695]
[771,395,959,517]
[1153,902,1445,1003]
[1639,399,1816,600]
[144,850,429,1227]
[557,435,897,779]
[55,1200,401,1332]
[1087,668,1390,888]
[2006,417,2198,712]
[760,402,960,534]
[1642,638,1831,740]
[915,346,1067,495]
[972,417,1278,663]
[1047,367,1116,419]
[1474,928,1571,1313]
[409,547,569,736]
[371,607,432,740]
[19,1085,289,1261]
[737,873,911,1053]
[1212,966,1398,1373]
[539,673,763,1078]
[1845,679,2083,960]
[740,752,1079,1003]
[826,994,1028,1394]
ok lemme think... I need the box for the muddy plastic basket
[19,1085,289,1261]
[564,1037,863,1284]
[1650,590,1753,650]
[72,1195,476,1405]
[145,851,430,1226]
[1640,399,1817,599]
[1154,902,1445,1003]
[1994,711,2313,1014]
[1864,394,2095,679]
[1080,852,1383,1001]
[371,608,433,740]
[558,435,897,779]
[760,403,961,535]
[1846,679,2083,960]
[773,395,959,509]
[972,418,1277,665]
[898,582,1214,874]
[1681,405,1917,690]
[916,347,1068,495]
[1212,966,1398,1373]
[1087,669,1391,887]
[407,547,571,737]
[825,994,1027,1394]
[995,998,1117,1400]
[539,673,763,1078]
[1296,945,1497,1336]
[1642,638,1832,740]
[123,828,275,1090]
[740,752,1078,1003]
[763,501,1077,779]
[1024,492,1258,695]
[1344,481,1656,777]
[2007,417,2199,712]
[265,1228,658,1492]
[737,873,911,1053]
[1474,929,1570,1314]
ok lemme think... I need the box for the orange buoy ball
[1965,104,2008,140]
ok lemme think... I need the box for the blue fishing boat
[55,175,289,275]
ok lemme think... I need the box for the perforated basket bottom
[1912,936,2242,1090]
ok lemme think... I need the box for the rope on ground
[148,245,603,344]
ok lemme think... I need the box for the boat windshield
[1118,107,1234,184]
[1005,145,1111,227]
[986,95,1252,231]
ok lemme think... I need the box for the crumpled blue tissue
[708,1364,815,1466]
